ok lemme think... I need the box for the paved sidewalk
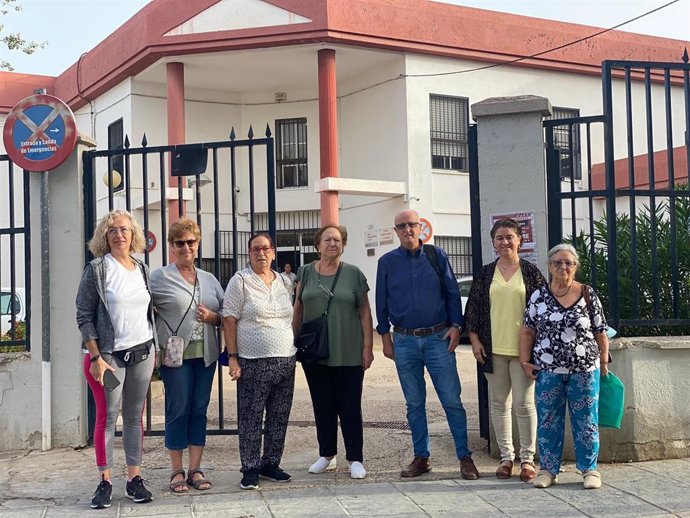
[1,446,689,517]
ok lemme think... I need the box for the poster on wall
[379,228,394,246]
[365,230,379,248]
[489,212,537,263]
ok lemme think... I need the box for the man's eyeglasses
[395,222,420,230]
[249,245,273,255]
[107,226,131,236]
[173,239,198,248]
[551,260,577,269]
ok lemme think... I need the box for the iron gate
[83,126,276,438]
[545,54,690,334]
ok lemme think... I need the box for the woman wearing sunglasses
[520,243,609,490]
[292,224,373,480]
[222,233,296,490]
[150,218,224,494]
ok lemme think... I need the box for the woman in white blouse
[222,233,295,491]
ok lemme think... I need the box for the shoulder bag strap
[160,275,197,336]
[323,262,344,315]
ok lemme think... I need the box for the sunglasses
[173,239,198,248]
[395,222,420,230]
[249,245,273,255]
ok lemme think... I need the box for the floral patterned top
[523,284,607,373]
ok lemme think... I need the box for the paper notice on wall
[490,212,537,263]
[379,228,395,246]
[365,230,379,248]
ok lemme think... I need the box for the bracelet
[89,354,101,363]
[521,360,529,366]
[601,361,609,364]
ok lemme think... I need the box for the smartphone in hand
[103,369,120,391]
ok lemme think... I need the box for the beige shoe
[582,470,602,489]
[533,470,557,488]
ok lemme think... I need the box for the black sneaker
[125,475,153,503]
[259,464,292,482]
[240,469,260,490]
[90,478,112,509]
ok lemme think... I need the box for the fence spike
[683,48,688,64]
[124,135,130,148]
[265,124,272,138]
[229,127,236,141]
[248,126,254,139]
[141,134,148,147]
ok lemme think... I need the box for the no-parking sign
[2,94,77,172]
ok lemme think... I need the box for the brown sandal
[519,461,537,482]
[186,468,212,490]
[169,469,189,493]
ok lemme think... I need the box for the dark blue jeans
[393,329,471,460]
[160,358,216,450]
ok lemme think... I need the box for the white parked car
[457,276,473,314]
[1,288,26,335]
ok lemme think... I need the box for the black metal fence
[0,156,30,351]
[546,54,690,335]
[83,126,276,437]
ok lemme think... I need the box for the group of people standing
[76,208,609,510]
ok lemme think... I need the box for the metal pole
[40,171,51,451]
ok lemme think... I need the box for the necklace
[551,283,572,297]
[177,264,196,284]
[315,260,336,298]
[497,260,519,272]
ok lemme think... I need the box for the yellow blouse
[489,267,526,356]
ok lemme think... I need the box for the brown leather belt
[393,322,448,337]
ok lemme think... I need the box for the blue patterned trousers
[536,369,600,476]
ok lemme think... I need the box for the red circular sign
[419,218,433,243]
[2,94,77,172]
[146,231,157,253]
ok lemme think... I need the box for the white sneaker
[349,461,366,479]
[309,457,336,474]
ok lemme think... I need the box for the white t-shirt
[223,267,295,359]
[104,254,153,351]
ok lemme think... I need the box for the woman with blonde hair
[76,210,157,509]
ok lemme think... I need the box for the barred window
[435,236,472,277]
[430,94,469,172]
[275,118,308,189]
[546,107,582,180]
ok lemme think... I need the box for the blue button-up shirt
[375,242,462,335]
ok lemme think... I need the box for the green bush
[568,185,690,337]
[1,320,27,352]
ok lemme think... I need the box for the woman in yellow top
[464,218,546,481]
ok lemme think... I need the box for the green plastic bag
[599,371,625,429]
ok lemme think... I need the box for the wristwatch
[450,323,461,329]
[228,352,239,358]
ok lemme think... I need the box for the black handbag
[295,262,342,364]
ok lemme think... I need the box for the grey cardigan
[149,264,224,367]
[75,255,158,354]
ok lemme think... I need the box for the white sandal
[582,470,602,489]
[533,470,558,488]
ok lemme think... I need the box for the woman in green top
[293,224,374,480]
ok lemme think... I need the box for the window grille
[430,94,469,171]
[435,236,472,276]
[275,118,308,188]
[546,107,582,180]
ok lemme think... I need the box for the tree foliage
[0,0,44,71]
[568,184,690,337]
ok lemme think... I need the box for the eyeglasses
[173,239,198,248]
[249,245,273,255]
[107,226,131,236]
[551,260,577,269]
[395,222,420,230]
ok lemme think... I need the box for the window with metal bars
[275,118,308,188]
[107,119,124,193]
[435,235,472,276]
[430,94,469,172]
[546,107,582,180]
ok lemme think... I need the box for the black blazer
[465,258,546,373]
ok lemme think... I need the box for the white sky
[2,0,689,76]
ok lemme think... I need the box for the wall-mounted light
[188,173,212,188]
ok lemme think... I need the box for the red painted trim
[166,62,186,222]
[1,0,686,113]
[591,146,688,190]
[318,49,339,225]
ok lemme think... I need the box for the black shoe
[240,469,260,490]
[125,475,153,503]
[259,464,292,482]
[90,478,112,509]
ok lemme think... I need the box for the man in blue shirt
[376,209,479,480]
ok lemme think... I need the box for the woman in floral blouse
[519,243,609,490]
